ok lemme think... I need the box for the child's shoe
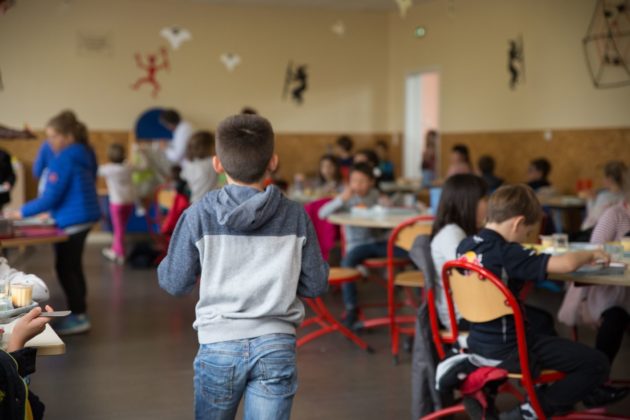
[102,248,125,265]
[499,402,537,420]
[54,314,91,335]
[582,384,630,408]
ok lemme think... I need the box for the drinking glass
[604,243,624,263]
[552,233,569,253]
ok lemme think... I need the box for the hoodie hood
[212,184,282,232]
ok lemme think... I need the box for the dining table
[326,208,431,230]
[0,220,68,356]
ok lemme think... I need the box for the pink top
[590,201,630,244]
[558,200,630,326]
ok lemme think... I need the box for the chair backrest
[304,197,339,262]
[408,235,437,290]
[387,215,434,256]
[446,265,514,323]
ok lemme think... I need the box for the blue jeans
[194,334,298,420]
[340,241,408,310]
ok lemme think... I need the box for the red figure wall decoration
[131,47,170,98]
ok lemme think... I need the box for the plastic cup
[540,235,553,249]
[10,284,33,308]
[552,233,569,253]
[605,242,624,263]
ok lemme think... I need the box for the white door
[403,71,440,180]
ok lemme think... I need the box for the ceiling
[192,0,408,11]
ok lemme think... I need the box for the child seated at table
[315,154,343,195]
[477,155,503,193]
[318,162,405,329]
[457,184,627,418]
[526,158,553,194]
[430,174,488,329]
[446,144,473,178]
[559,167,630,364]
[375,140,395,182]
[578,160,627,235]
[1,305,55,420]
[334,135,354,181]
[354,148,383,186]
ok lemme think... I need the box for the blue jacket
[32,141,55,180]
[22,144,100,228]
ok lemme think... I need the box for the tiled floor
[10,242,630,419]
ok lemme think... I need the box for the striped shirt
[590,201,630,244]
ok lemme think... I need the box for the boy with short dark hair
[477,154,503,192]
[334,135,354,180]
[527,158,552,192]
[158,114,329,420]
[457,184,627,418]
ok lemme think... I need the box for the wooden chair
[422,259,628,420]
[385,216,433,363]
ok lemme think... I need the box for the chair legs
[298,297,373,353]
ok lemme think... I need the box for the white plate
[576,263,605,273]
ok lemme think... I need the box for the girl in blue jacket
[15,111,100,335]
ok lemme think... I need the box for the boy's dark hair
[107,143,126,164]
[350,162,375,180]
[487,184,542,226]
[216,114,274,183]
[375,139,388,150]
[336,135,354,152]
[432,174,488,239]
[478,155,496,175]
[355,149,380,168]
[452,144,471,163]
[160,109,181,127]
[530,158,551,179]
[240,106,258,115]
[186,131,214,161]
[604,160,627,186]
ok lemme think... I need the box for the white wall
[386,0,630,132]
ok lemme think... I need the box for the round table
[326,211,430,229]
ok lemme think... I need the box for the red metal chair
[298,268,373,353]
[422,259,629,419]
[298,199,372,352]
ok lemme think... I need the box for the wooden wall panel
[274,133,402,181]
[0,131,130,201]
[0,131,401,202]
[440,128,630,194]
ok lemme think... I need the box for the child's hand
[340,186,353,202]
[4,209,22,220]
[378,194,393,207]
[591,250,610,266]
[7,305,54,352]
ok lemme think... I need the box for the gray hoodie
[158,184,329,344]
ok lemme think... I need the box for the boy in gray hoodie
[158,114,329,420]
